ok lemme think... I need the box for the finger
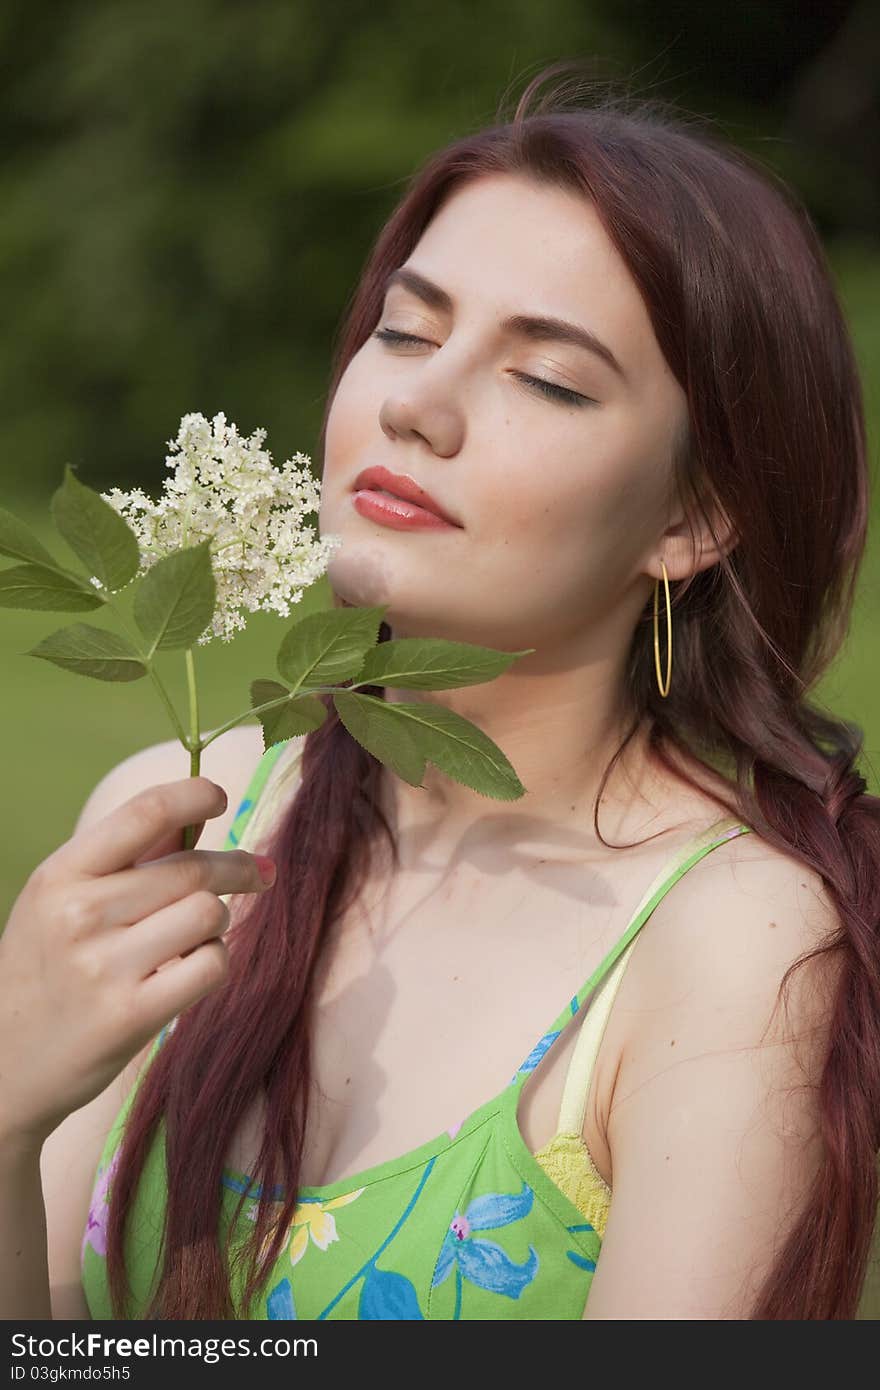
[60,778,227,878]
[136,936,231,1024]
[134,818,207,867]
[120,891,231,979]
[90,848,271,929]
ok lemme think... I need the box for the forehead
[401,172,664,387]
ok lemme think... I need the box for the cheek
[321,358,375,480]
[481,440,655,600]
[488,450,613,547]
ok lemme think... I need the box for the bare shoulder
[632,827,843,1035]
[75,723,267,854]
[617,829,845,1132]
[585,831,844,1319]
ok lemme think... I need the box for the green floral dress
[80,740,752,1319]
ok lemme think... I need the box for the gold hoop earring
[653,558,672,698]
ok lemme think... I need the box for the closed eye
[371,328,597,408]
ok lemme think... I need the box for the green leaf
[332,691,526,800]
[50,464,141,592]
[355,636,536,690]
[0,507,59,569]
[250,678,327,750]
[0,563,105,611]
[132,542,216,655]
[332,691,425,787]
[26,624,148,682]
[275,605,386,691]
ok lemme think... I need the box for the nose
[379,393,462,458]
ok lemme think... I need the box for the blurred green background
[1,0,879,1319]
[1,4,878,909]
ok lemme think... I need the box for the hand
[0,776,275,1150]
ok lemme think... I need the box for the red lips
[353,466,460,527]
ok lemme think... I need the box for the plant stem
[185,648,200,768]
[100,592,190,748]
[197,690,322,749]
[183,647,201,850]
[196,682,376,751]
[149,668,190,750]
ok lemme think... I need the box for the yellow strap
[556,814,747,1136]
[556,935,639,1136]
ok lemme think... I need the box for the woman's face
[319,172,690,655]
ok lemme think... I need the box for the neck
[376,669,670,866]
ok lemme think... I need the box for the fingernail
[254,855,277,885]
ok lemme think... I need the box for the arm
[4,726,263,1319]
[2,1044,151,1321]
[0,1133,52,1319]
[1,740,186,1320]
[583,840,841,1320]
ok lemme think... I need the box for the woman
[3,62,878,1320]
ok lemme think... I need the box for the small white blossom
[98,412,343,644]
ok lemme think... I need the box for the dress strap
[554,817,753,1135]
[567,817,753,1019]
[218,736,307,917]
[556,935,639,1135]
[224,735,307,855]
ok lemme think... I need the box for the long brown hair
[104,61,880,1319]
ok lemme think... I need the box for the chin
[326,549,469,642]
[325,545,396,611]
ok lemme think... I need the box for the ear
[650,496,739,583]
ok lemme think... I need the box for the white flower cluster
[100,412,343,645]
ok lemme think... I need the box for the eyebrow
[383,265,628,384]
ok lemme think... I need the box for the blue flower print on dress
[432,1181,539,1315]
[566,1249,597,1272]
[359,1267,424,1319]
[267,1277,297,1319]
[565,1221,597,1273]
[508,1029,562,1085]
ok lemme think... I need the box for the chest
[225,844,662,1192]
